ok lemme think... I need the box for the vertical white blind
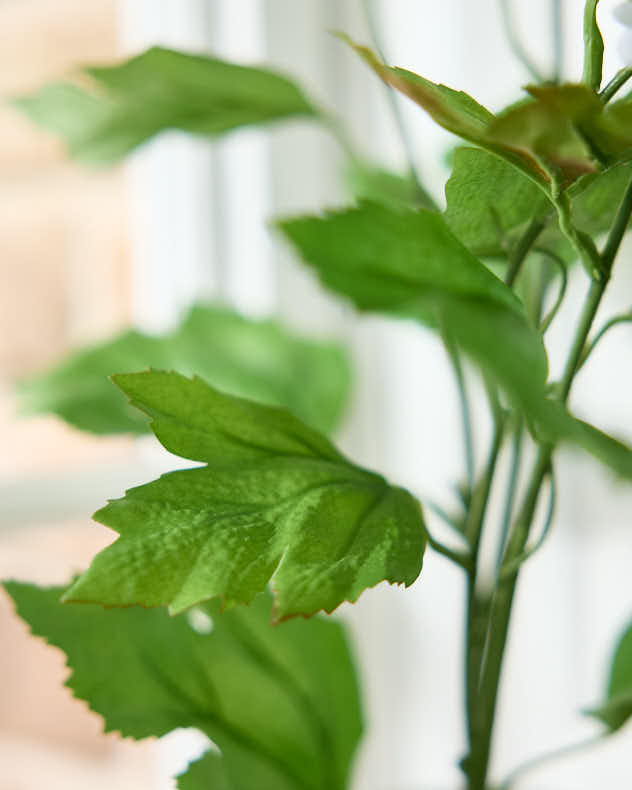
[117,2,632,788]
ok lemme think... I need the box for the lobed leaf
[589,619,632,731]
[13,46,318,162]
[18,304,350,436]
[62,370,425,619]
[5,583,363,790]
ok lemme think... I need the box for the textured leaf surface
[279,201,549,414]
[445,149,632,260]
[590,619,632,731]
[444,147,551,257]
[19,304,349,436]
[13,47,317,162]
[5,583,362,790]
[63,370,425,618]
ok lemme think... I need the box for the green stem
[504,218,545,287]
[445,339,475,492]
[465,420,505,751]
[578,311,632,371]
[466,171,632,787]
[495,425,523,573]
[535,247,568,334]
[600,67,632,104]
[496,733,605,790]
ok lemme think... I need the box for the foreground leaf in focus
[63,371,425,619]
[5,583,363,790]
[19,304,350,436]
[589,619,632,731]
[13,47,318,162]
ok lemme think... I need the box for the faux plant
[6,2,632,788]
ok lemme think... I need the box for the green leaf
[540,403,632,480]
[5,583,363,790]
[62,370,425,619]
[583,0,604,92]
[278,201,632,479]
[565,160,632,238]
[485,84,603,182]
[344,159,436,212]
[18,304,350,436]
[13,46,318,162]
[445,149,632,261]
[444,147,551,258]
[278,201,550,414]
[589,619,632,731]
[337,34,548,186]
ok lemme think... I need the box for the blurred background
[1,1,632,788]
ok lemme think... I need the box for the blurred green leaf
[13,47,318,162]
[5,583,363,790]
[279,201,632,479]
[345,159,435,211]
[63,370,425,619]
[19,304,350,436]
[589,619,632,731]
[278,201,550,414]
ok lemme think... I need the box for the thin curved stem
[536,247,568,334]
[600,67,632,104]
[500,465,556,581]
[445,339,476,493]
[499,0,544,83]
[495,424,523,574]
[504,218,545,287]
[496,733,605,790]
[425,526,473,571]
[578,311,632,371]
